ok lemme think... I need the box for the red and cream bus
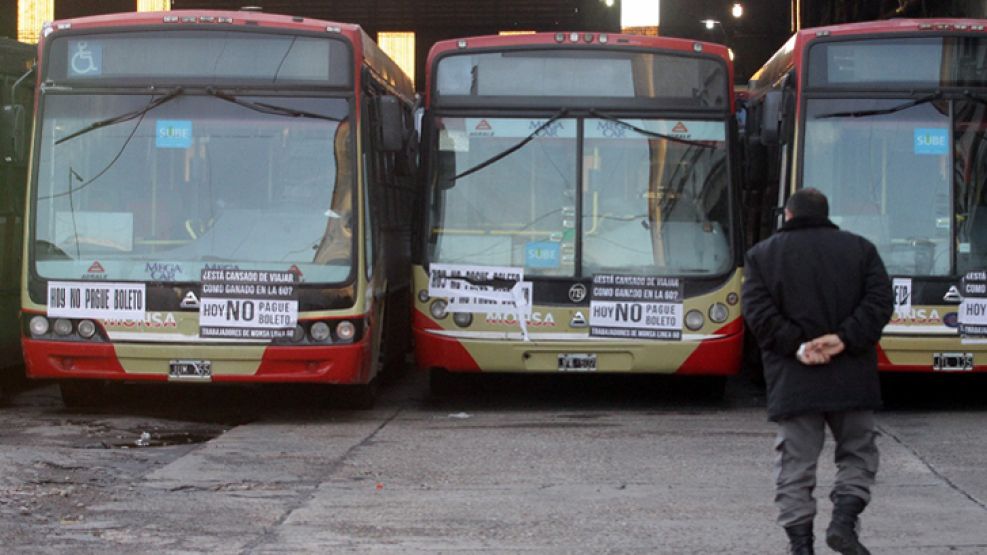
[414,32,744,394]
[21,10,417,406]
[745,19,987,373]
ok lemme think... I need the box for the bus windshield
[428,117,578,276]
[33,94,354,284]
[427,116,732,276]
[582,118,730,275]
[803,98,951,276]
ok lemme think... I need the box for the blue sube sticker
[914,128,948,155]
[156,120,193,149]
[526,241,561,269]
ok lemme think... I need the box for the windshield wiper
[56,87,185,145]
[204,88,342,122]
[589,109,716,149]
[448,109,568,183]
[814,91,942,119]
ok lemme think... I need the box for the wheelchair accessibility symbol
[69,41,101,76]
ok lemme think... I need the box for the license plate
[169,359,212,381]
[933,352,973,372]
[558,353,597,372]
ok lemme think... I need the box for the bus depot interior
[4,0,987,403]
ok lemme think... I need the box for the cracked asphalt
[0,370,985,553]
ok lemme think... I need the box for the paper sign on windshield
[47,281,145,321]
[589,274,683,340]
[198,269,298,340]
[892,277,912,318]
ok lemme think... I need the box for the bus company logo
[485,311,557,327]
[890,308,942,325]
[568,283,587,303]
[180,291,200,309]
[570,311,588,328]
[103,311,178,329]
[672,121,689,134]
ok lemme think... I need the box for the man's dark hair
[786,188,829,219]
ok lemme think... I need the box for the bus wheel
[59,380,108,408]
[336,378,379,410]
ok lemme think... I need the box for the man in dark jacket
[742,188,893,555]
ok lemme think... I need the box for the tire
[59,380,108,408]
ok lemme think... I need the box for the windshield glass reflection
[804,98,951,276]
[34,94,353,283]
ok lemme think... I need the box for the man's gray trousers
[773,410,879,527]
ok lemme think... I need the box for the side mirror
[1,104,26,165]
[780,89,797,144]
[436,150,457,190]
[374,95,404,153]
[759,90,782,146]
[413,106,424,141]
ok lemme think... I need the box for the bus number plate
[558,353,597,372]
[933,352,973,372]
[169,359,212,381]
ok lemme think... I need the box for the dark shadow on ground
[420,372,766,413]
[880,373,987,412]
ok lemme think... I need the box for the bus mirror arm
[1,65,33,165]
[10,64,34,104]
[759,90,782,146]
[0,104,26,165]
[374,95,405,153]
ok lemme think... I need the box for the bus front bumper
[22,337,373,384]
[413,322,743,375]
[880,335,987,373]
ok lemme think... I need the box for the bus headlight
[430,299,448,320]
[417,289,430,303]
[453,312,473,327]
[29,316,50,336]
[77,319,97,339]
[708,303,729,324]
[336,320,356,342]
[291,324,306,343]
[685,310,705,331]
[310,322,331,342]
[53,318,73,336]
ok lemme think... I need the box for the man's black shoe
[826,495,871,555]
[785,522,815,555]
